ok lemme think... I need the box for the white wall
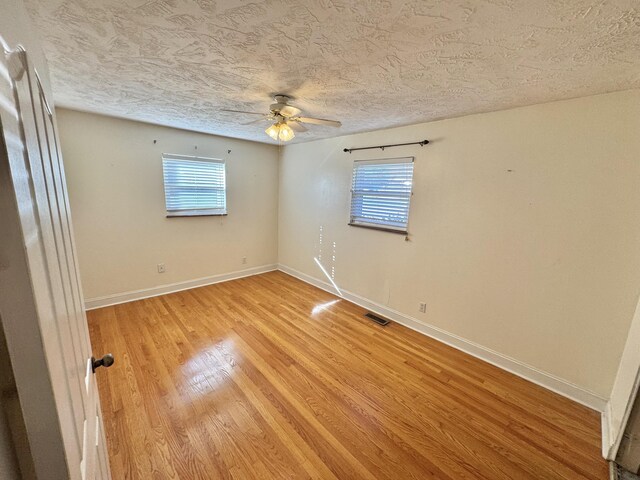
[57,109,279,301]
[278,89,640,400]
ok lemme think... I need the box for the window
[162,154,226,217]
[349,157,414,233]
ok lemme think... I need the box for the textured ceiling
[25,0,640,144]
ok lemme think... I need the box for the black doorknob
[91,353,114,373]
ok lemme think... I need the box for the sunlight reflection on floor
[311,299,341,316]
[181,338,237,397]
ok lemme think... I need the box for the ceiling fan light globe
[278,123,295,142]
[265,124,280,141]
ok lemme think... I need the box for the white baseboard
[278,263,608,413]
[85,264,278,310]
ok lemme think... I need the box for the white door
[0,40,111,479]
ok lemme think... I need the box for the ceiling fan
[221,95,342,142]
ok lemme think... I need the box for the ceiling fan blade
[220,109,266,116]
[242,118,269,125]
[278,105,302,118]
[295,117,342,127]
[288,121,308,132]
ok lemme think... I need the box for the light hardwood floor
[88,271,607,479]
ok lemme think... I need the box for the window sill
[166,212,228,218]
[348,223,407,235]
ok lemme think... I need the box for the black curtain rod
[343,139,429,154]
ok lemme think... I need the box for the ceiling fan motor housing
[270,95,301,118]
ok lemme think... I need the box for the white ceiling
[25,0,640,144]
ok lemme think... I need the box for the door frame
[606,356,640,460]
[605,293,640,461]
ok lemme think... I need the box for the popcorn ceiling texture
[25,0,640,144]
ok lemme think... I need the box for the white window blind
[349,157,414,233]
[162,154,226,216]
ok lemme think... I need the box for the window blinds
[162,155,226,216]
[349,157,414,232]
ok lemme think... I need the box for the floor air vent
[365,312,390,326]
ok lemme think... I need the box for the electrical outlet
[157,263,166,273]
[242,256,247,265]
[419,302,427,313]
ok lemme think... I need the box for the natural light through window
[313,257,342,296]
[162,154,226,217]
[349,157,414,233]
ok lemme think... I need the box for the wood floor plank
[88,271,608,479]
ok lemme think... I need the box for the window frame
[348,156,414,235]
[161,154,227,218]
